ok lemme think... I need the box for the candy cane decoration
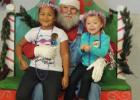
[5,15,14,76]
[5,4,15,77]
[117,5,126,79]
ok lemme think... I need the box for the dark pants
[16,67,62,100]
[64,63,92,100]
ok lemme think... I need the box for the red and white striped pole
[5,4,15,77]
[117,5,126,79]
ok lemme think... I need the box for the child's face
[39,7,56,29]
[85,16,103,35]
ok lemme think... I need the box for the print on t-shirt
[35,31,56,65]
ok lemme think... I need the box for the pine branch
[118,59,133,74]
[106,8,117,25]
[118,7,133,74]
[0,12,12,67]
[1,15,10,40]
[18,6,40,28]
[0,12,14,79]
[121,8,130,18]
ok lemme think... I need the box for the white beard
[57,13,79,31]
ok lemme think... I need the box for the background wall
[0,0,140,100]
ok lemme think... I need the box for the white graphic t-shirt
[25,26,68,72]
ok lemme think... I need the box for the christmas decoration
[16,6,40,28]
[106,8,117,25]
[117,7,133,74]
[106,6,133,78]
[59,0,80,10]
[0,12,15,80]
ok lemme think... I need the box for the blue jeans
[32,83,43,100]
[88,83,101,100]
[32,82,101,100]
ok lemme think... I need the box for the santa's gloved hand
[87,58,107,82]
[34,45,57,58]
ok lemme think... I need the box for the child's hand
[61,75,69,89]
[81,45,90,52]
[19,59,28,71]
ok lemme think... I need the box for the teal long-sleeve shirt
[80,31,110,67]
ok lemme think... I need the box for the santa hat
[59,0,80,10]
[59,0,85,14]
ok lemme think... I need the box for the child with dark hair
[16,3,69,100]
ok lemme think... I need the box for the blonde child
[16,3,69,100]
[64,10,110,100]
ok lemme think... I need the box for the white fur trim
[59,0,80,10]
[34,45,57,58]
[87,58,107,82]
[6,4,15,12]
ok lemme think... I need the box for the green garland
[17,6,40,28]
[106,8,117,25]
[117,8,133,74]
[0,12,15,80]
